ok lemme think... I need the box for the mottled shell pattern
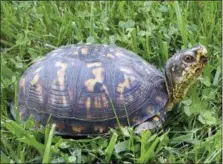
[18,44,168,136]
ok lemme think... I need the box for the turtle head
[165,45,208,109]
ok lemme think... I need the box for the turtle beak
[195,45,208,65]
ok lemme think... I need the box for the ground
[1,1,222,163]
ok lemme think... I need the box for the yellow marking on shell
[81,47,88,55]
[155,95,163,103]
[94,126,106,133]
[62,96,67,105]
[132,116,139,124]
[102,94,108,108]
[72,125,84,133]
[87,62,102,68]
[50,94,65,105]
[36,84,43,103]
[120,67,132,74]
[146,106,154,115]
[85,67,104,92]
[115,52,124,57]
[31,74,39,85]
[19,78,25,88]
[56,123,65,130]
[34,67,43,74]
[153,116,160,121]
[94,97,102,109]
[85,97,91,109]
[117,75,131,100]
[85,97,91,119]
[106,53,115,59]
[73,50,78,55]
[55,62,67,89]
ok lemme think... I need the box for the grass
[1,1,222,163]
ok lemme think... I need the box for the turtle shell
[17,44,168,136]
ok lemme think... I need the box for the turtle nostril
[200,56,208,64]
[195,68,201,74]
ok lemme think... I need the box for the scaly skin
[164,45,208,111]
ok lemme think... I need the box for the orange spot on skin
[72,125,84,133]
[81,47,88,55]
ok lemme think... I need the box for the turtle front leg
[134,116,163,134]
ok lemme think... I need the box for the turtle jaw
[164,45,208,111]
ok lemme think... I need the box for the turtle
[14,44,208,136]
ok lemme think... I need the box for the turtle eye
[183,55,195,63]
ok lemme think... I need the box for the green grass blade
[2,120,45,155]
[1,151,11,163]
[13,82,21,124]
[42,123,56,163]
[105,132,118,162]
[140,130,151,156]
[137,135,159,163]
[110,98,121,128]
[161,41,169,62]
[174,1,188,47]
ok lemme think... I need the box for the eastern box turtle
[14,44,208,136]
